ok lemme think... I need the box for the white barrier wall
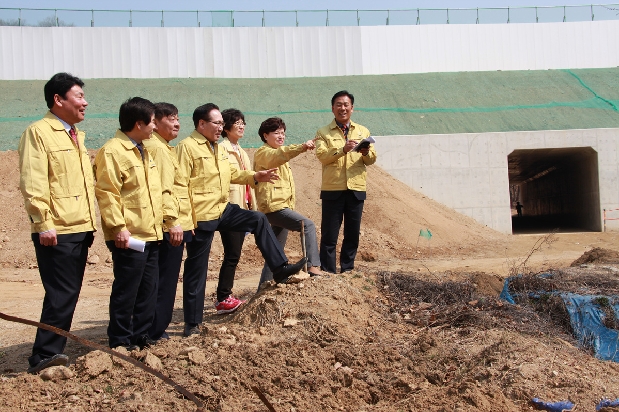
[375,129,619,234]
[2,20,619,80]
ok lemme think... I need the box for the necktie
[136,143,144,160]
[339,123,349,139]
[69,127,78,146]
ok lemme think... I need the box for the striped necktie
[69,127,78,146]
[339,123,349,139]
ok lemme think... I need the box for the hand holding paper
[128,237,146,252]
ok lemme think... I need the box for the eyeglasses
[208,121,225,127]
[233,120,246,128]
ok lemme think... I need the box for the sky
[1,1,614,26]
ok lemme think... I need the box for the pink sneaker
[215,296,246,314]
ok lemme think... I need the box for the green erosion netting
[1,68,619,150]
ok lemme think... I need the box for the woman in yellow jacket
[254,117,322,286]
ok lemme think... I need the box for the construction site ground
[2,148,619,411]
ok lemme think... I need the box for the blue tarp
[531,398,575,411]
[501,275,619,362]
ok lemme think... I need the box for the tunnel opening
[508,147,601,234]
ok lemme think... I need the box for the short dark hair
[154,102,178,120]
[192,103,220,129]
[44,72,84,109]
[258,117,286,142]
[221,108,245,138]
[331,90,354,106]
[119,97,156,132]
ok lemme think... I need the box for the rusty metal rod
[0,311,204,412]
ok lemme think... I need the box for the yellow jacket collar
[220,137,233,149]
[114,130,141,151]
[43,111,76,133]
[152,132,170,147]
[328,118,358,131]
[190,129,209,144]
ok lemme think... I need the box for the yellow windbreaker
[315,119,377,192]
[18,111,97,234]
[94,130,163,242]
[176,130,255,222]
[253,143,305,214]
[220,137,256,211]
[144,133,195,231]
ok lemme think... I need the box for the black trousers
[29,232,93,367]
[183,203,287,325]
[320,190,365,273]
[218,230,246,302]
[148,231,192,340]
[106,240,159,348]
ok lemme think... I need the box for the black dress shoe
[112,343,138,351]
[273,257,307,284]
[183,323,200,337]
[27,354,69,374]
[135,335,157,349]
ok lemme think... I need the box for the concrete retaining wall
[375,128,619,233]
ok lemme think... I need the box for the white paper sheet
[128,237,146,252]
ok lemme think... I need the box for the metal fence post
[416,8,420,25]
[326,9,329,26]
[262,10,265,27]
[446,8,449,24]
[196,10,199,27]
[55,9,58,26]
[129,10,132,27]
[91,9,94,27]
[161,10,164,27]
[591,4,595,21]
[507,7,510,23]
[296,10,299,27]
[386,10,390,25]
[476,8,479,24]
[536,7,539,23]
[563,6,566,22]
[357,10,359,26]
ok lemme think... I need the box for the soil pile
[3,269,619,411]
[4,148,619,411]
[571,247,619,266]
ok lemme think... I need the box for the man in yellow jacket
[144,102,195,340]
[94,97,163,350]
[315,90,377,274]
[176,103,306,336]
[19,72,97,374]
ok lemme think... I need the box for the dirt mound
[6,145,619,411]
[571,247,619,266]
[3,271,619,411]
